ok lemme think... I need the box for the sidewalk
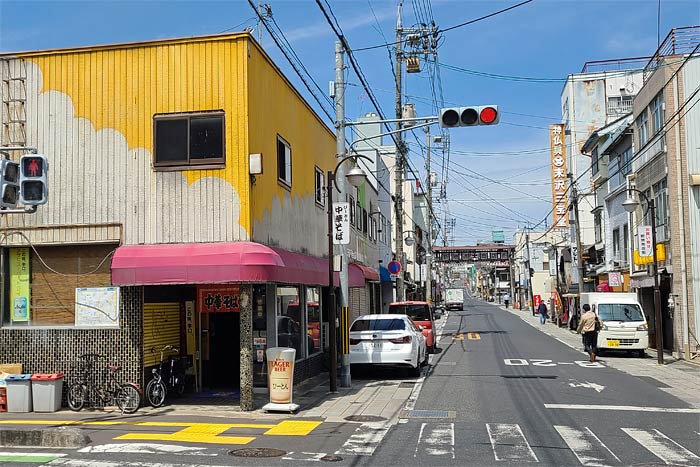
[496,301,700,408]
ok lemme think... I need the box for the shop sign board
[263,347,299,412]
[608,272,622,287]
[638,226,653,257]
[9,248,31,322]
[332,202,350,245]
[549,124,569,229]
[197,285,245,313]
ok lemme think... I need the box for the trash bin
[31,373,64,412]
[5,374,33,412]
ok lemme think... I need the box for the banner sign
[10,248,31,322]
[197,285,243,313]
[332,202,350,245]
[550,124,569,229]
[638,226,653,257]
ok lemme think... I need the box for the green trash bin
[31,373,64,412]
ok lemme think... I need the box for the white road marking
[555,337,577,349]
[336,422,392,456]
[0,452,67,457]
[48,460,230,467]
[622,428,700,465]
[568,381,606,392]
[281,452,327,462]
[545,404,700,413]
[486,423,538,462]
[78,444,215,456]
[554,425,620,466]
[559,362,575,365]
[414,423,455,458]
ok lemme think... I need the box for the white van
[580,292,648,357]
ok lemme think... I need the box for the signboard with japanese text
[550,124,569,229]
[197,285,244,313]
[75,287,120,327]
[638,226,653,257]
[332,202,350,245]
[10,248,31,322]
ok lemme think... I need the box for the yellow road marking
[263,420,322,436]
[135,421,276,429]
[467,332,481,340]
[452,333,464,340]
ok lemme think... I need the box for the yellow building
[0,33,377,410]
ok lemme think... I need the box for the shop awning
[352,264,380,282]
[111,242,366,287]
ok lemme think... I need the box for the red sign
[197,285,241,313]
[387,260,402,275]
[534,295,542,307]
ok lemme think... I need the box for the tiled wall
[0,286,144,403]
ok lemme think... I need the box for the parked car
[388,301,438,353]
[349,314,427,376]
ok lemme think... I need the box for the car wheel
[637,349,645,358]
[411,361,421,377]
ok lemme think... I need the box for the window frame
[651,92,664,135]
[314,167,325,207]
[153,111,226,170]
[637,111,649,147]
[277,134,292,189]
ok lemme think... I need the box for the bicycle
[66,353,142,414]
[146,345,187,407]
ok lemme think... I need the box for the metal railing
[644,26,700,82]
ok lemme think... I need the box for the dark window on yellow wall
[314,167,325,207]
[154,111,225,168]
[277,135,292,187]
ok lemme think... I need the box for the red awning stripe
[110,241,368,287]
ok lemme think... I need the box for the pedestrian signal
[0,160,20,208]
[19,154,48,206]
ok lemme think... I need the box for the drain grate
[400,409,455,419]
[344,415,387,422]
[228,448,287,458]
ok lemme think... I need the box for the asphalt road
[363,294,700,466]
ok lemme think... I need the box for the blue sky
[1,0,697,244]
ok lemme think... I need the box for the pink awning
[352,264,379,282]
[111,242,367,287]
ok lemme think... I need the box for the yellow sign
[550,124,569,229]
[633,244,666,265]
[9,248,31,322]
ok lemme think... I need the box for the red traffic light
[479,106,498,125]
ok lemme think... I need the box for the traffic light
[0,160,20,208]
[19,154,48,206]
[439,105,500,128]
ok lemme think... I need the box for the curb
[0,426,90,448]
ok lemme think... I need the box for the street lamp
[622,188,663,365]
[327,153,371,392]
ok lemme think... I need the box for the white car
[349,314,427,376]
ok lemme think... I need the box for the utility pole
[570,175,585,295]
[393,0,405,301]
[525,229,535,315]
[334,41,351,388]
[425,128,432,304]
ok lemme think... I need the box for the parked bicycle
[66,353,142,414]
[146,345,187,407]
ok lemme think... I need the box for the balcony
[644,26,700,82]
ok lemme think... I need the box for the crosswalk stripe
[622,428,700,465]
[335,422,391,456]
[554,425,621,466]
[486,423,538,462]
[414,423,455,458]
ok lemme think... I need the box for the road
[363,294,700,466]
[2,294,699,466]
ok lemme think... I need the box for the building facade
[0,33,379,409]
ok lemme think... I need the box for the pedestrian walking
[537,301,548,325]
[577,304,602,362]
[503,293,511,309]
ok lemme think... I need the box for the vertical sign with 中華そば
[332,202,350,245]
[10,248,31,322]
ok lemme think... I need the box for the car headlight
[637,323,648,331]
[602,324,608,331]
